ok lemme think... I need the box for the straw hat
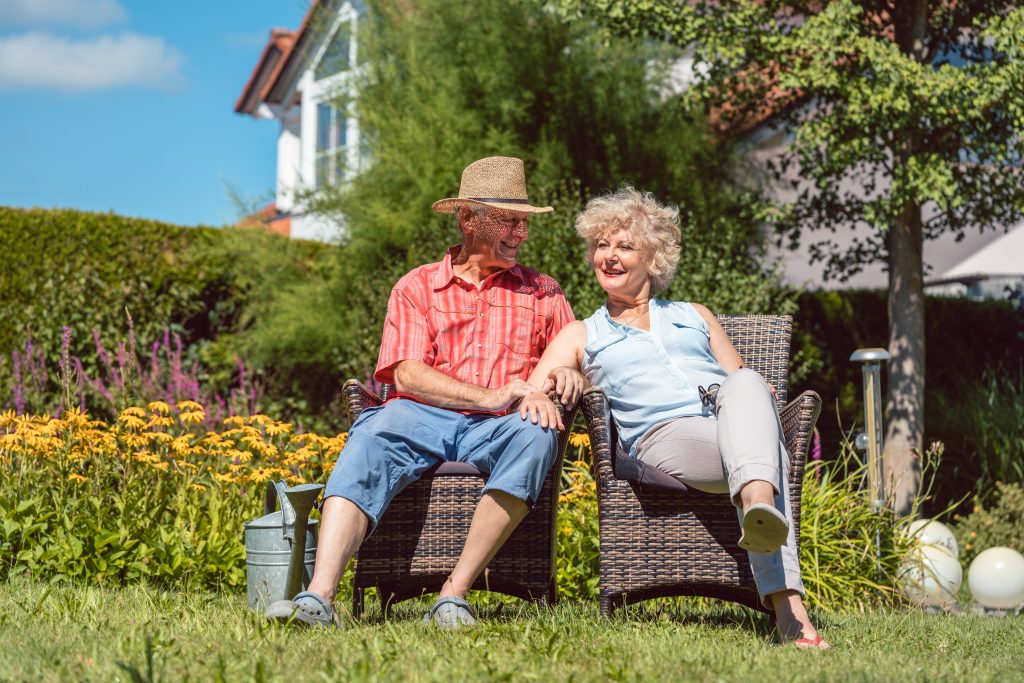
[431,156,553,214]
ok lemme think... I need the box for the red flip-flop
[791,634,829,650]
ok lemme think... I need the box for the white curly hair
[575,186,681,294]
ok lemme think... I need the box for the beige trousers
[633,368,804,605]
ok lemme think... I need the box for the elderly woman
[520,187,828,649]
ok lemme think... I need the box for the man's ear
[458,205,476,236]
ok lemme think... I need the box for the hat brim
[431,198,553,214]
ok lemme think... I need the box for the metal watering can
[244,481,324,611]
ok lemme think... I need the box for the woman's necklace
[613,303,649,328]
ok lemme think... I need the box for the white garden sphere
[967,547,1024,610]
[906,519,959,558]
[900,544,963,607]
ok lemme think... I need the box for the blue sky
[0,0,310,227]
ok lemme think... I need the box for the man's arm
[393,359,538,413]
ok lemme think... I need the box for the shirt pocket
[661,321,713,361]
[584,331,652,392]
[499,311,536,356]
[432,306,477,361]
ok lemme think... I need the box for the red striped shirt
[375,247,575,392]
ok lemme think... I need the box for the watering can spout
[244,480,323,610]
[281,483,324,601]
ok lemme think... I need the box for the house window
[316,101,347,188]
[314,22,351,80]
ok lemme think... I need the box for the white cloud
[0,32,185,93]
[0,0,127,29]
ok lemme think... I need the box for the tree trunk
[883,0,930,517]
[884,199,925,516]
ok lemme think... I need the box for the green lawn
[1,581,1022,682]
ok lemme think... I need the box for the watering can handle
[263,480,297,540]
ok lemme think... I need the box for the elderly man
[267,156,583,629]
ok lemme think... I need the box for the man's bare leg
[439,490,528,599]
[305,496,369,603]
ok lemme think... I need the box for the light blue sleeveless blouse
[582,299,728,456]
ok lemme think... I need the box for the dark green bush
[952,482,1024,567]
[791,290,1024,510]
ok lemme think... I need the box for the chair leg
[546,578,557,607]
[352,587,364,619]
[600,593,614,618]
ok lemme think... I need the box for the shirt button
[477,343,482,348]
[474,372,480,376]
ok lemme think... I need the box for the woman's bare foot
[770,590,831,649]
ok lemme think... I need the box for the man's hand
[539,366,587,406]
[482,379,540,413]
[518,391,563,431]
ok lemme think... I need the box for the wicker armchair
[580,314,822,615]
[342,380,580,617]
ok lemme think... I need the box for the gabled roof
[235,28,298,115]
[234,0,331,116]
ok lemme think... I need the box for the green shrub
[792,290,1024,511]
[257,0,792,392]
[952,482,1024,567]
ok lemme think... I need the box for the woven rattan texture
[341,380,578,616]
[581,314,822,615]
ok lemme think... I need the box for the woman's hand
[518,391,563,430]
[540,366,588,406]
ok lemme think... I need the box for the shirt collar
[431,245,525,291]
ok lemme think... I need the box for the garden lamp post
[850,348,891,511]
[851,347,891,578]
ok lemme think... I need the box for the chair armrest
[779,390,823,470]
[342,379,384,423]
[580,387,616,485]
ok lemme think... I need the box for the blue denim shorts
[324,399,559,532]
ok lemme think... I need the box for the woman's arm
[691,303,745,372]
[693,302,779,399]
[519,321,588,430]
[526,320,587,386]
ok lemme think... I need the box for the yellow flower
[265,421,293,437]
[148,401,172,415]
[146,415,176,429]
[67,473,87,483]
[223,416,247,427]
[569,432,590,449]
[179,410,205,425]
[176,400,204,412]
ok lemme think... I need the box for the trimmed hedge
[791,289,1024,510]
[0,206,326,413]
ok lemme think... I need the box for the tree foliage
[559,0,1024,513]
[256,0,792,401]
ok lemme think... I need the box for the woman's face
[592,228,651,300]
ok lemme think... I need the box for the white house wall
[292,211,342,242]
[748,132,1010,290]
[276,107,301,213]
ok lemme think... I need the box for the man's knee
[507,419,559,457]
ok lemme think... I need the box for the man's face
[465,207,530,269]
